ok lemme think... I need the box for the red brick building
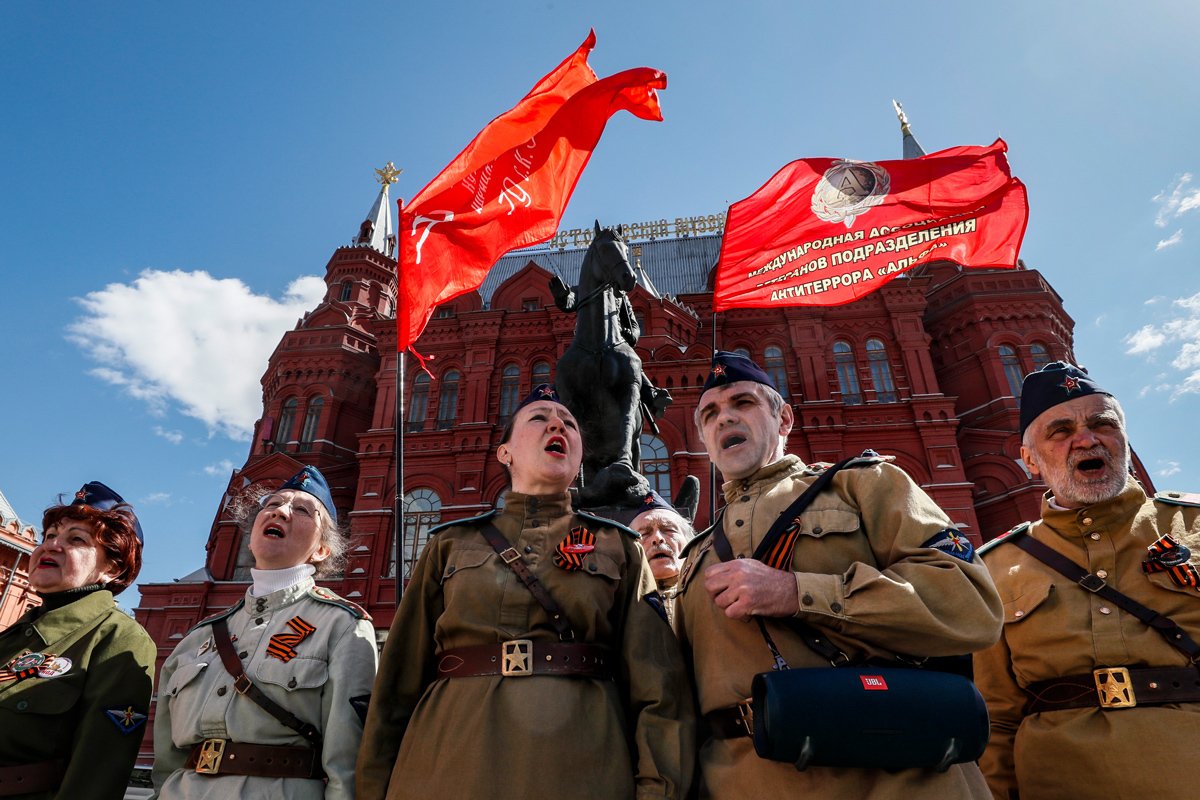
[134,166,1153,762]
[0,491,38,629]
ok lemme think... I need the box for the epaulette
[977,522,1032,556]
[1155,491,1200,508]
[309,586,372,621]
[426,509,499,538]
[187,599,244,634]
[576,509,639,539]
[842,448,896,468]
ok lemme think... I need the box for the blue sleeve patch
[643,591,669,623]
[921,528,975,562]
[104,706,148,734]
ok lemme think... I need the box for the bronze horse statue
[551,222,671,508]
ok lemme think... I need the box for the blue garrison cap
[72,481,143,543]
[516,383,565,413]
[702,351,776,394]
[1019,361,1112,436]
[276,466,337,525]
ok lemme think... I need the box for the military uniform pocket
[441,546,493,583]
[795,508,861,538]
[256,656,329,691]
[0,672,84,716]
[1002,579,1054,624]
[578,551,621,582]
[164,661,208,697]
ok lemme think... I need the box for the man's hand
[704,559,799,621]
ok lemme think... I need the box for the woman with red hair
[0,481,155,799]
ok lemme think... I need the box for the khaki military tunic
[0,589,156,800]
[675,456,1003,799]
[974,479,1200,800]
[356,492,695,800]
[152,577,378,800]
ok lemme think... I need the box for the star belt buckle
[194,738,226,774]
[1094,667,1136,708]
[501,639,533,677]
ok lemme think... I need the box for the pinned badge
[7,652,47,682]
[266,616,317,663]
[1143,534,1200,588]
[554,526,596,570]
[37,656,72,679]
[104,706,148,734]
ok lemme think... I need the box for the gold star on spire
[375,161,402,186]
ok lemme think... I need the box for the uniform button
[239,651,248,659]
[1099,606,1112,615]
[1096,570,1108,579]
[524,546,533,554]
[740,496,750,503]
[735,519,744,527]
[1014,610,1025,618]
[1082,518,1093,526]
[16,701,28,711]
[1089,533,1101,541]
[287,678,297,689]
[588,564,597,572]
[255,618,264,625]
[801,594,814,606]
[812,526,823,535]
[531,521,540,528]
[830,602,843,613]
[1169,492,1181,498]
[217,687,227,696]
[23,628,32,637]
[446,565,456,575]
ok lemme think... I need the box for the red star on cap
[1060,376,1081,393]
[538,387,555,397]
[75,490,87,501]
[712,364,726,377]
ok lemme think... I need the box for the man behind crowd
[630,490,694,623]
[674,351,1003,799]
[974,362,1200,800]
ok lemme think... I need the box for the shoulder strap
[1011,535,1200,663]
[211,617,323,745]
[478,523,576,642]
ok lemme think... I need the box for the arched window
[833,342,862,405]
[408,373,430,433]
[866,339,897,403]
[436,370,460,429]
[393,489,442,579]
[299,396,324,452]
[734,347,750,359]
[999,345,1023,398]
[498,364,520,425]
[764,345,789,399]
[640,434,671,497]
[1030,342,1052,371]
[532,360,551,389]
[274,397,298,449]
[339,280,353,302]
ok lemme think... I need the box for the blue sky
[2,1,1198,608]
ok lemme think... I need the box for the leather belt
[0,759,64,796]
[437,641,612,679]
[185,739,324,779]
[1026,666,1200,712]
[705,699,754,739]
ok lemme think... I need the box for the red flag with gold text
[713,139,1029,311]
[397,31,666,350]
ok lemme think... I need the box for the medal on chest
[1142,534,1200,588]
[1,651,72,683]
[553,526,596,570]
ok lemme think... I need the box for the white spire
[355,162,400,257]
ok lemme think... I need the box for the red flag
[713,139,1029,311]
[397,31,666,350]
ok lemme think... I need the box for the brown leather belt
[705,700,754,739]
[0,760,64,796]
[1026,666,1200,712]
[185,739,324,779]
[437,641,612,679]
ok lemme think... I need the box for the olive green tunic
[356,491,695,800]
[675,456,1003,799]
[974,479,1200,800]
[0,589,156,800]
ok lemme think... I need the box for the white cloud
[1153,173,1200,227]
[1157,461,1182,478]
[1156,230,1183,250]
[69,270,326,439]
[1093,314,1107,328]
[204,459,237,477]
[153,426,184,445]
[1124,291,1200,398]
[1145,296,1166,305]
[141,492,172,505]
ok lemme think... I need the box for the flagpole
[394,198,407,601]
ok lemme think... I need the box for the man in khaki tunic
[974,362,1200,800]
[675,351,1002,799]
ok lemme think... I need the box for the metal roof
[478,233,722,306]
